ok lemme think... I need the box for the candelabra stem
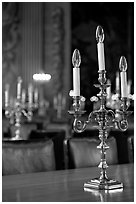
[13,110,22,140]
[84,72,124,190]
[98,129,109,181]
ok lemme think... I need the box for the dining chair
[2,139,56,175]
[28,129,66,170]
[110,129,131,164]
[127,135,134,163]
[65,136,118,169]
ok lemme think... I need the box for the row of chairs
[2,133,134,176]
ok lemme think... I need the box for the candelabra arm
[22,109,32,121]
[88,110,100,122]
[5,108,14,119]
[73,118,89,133]
[115,97,132,131]
[116,119,128,132]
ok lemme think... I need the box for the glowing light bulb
[72,49,81,67]
[96,25,104,43]
[33,73,51,81]
[119,56,127,72]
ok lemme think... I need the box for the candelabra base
[84,178,123,191]
[11,135,22,140]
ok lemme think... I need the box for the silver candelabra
[68,26,132,190]
[53,93,66,119]
[5,77,37,140]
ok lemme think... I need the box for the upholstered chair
[66,136,118,169]
[127,135,134,163]
[28,129,66,170]
[2,139,56,175]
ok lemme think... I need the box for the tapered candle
[53,96,57,108]
[119,56,128,98]
[115,72,120,93]
[5,84,9,107]
[72,49,81,96]
[58,93,62,105]
[62,96,66,107]
[127,80,131,95]
[34,88,38,104]
[22,89,26,104]
[17,77,22,100]
[96,26,105,71]
[28,84,33,105]
[106,79,111,99]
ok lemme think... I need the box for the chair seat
[2,139,56,175]
[67,136,118,169]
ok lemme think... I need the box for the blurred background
[2,2,134,111]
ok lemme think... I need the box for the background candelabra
[53,93,66,119]
[4,77,38,140]
[68,26,132,190]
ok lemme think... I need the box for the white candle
[58,93,62,105]
[9,97,14,107]
[115,72,119,93]
[53,96,57,108]
[72,49,81,96]
[106,79,111,99]
[5,84,9,107]
[22,89,26,104]
[34,88,38,103]
[127,80,131,95]
[28,84,33,105]
[96,26,105,71]
[119,56,128,98]
[120,72,128,98]
[17,77,22,99]
[62,96,66,107]
[97,42,105,71]
[73,67,80,96]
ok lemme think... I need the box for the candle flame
[72,49,81,67]
[119,56,127,71]
[96,25,104,43]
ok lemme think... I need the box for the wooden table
[2,163,134,202]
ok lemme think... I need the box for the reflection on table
[2,163,134,202]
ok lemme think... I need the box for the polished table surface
[2,163,134,202]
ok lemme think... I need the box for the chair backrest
[127,135,134,163]
[28,129,66,170]
[67,136,118,169]
[2,139,56,175]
